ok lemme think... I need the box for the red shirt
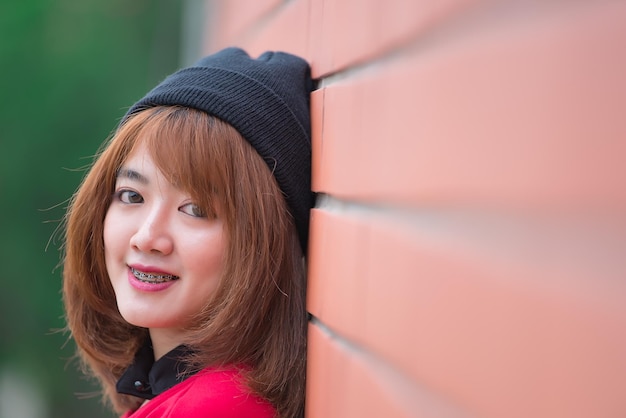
[121,366,276,418]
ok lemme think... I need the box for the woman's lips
[130,266,180,283]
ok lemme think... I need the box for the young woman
[62,48,312,418]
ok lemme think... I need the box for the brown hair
[62,106,307,417]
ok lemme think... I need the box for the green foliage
[0,0,181,416]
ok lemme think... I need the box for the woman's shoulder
[121,366,276,418]
[183,366,274,412]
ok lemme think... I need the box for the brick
[306,323,471,418]
[307,209,368,337]
[310,0,482,77]
[310,88,325,191]
[229,0,311,59]
[205,0,282,50]
[307,207,626,417]
[313,2,626,211]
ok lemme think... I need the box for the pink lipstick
[127,265,179,292]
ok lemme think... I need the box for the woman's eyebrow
[116,167,149,184]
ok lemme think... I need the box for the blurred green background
[0,1,186,416]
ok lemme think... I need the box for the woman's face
[103,142,226,337]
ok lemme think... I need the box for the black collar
[116,339,196,400]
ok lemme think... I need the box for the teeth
[131,267,179,283]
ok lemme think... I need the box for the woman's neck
[149,328,185,360]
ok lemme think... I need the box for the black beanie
[125,47,313,253]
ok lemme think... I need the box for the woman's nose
[129,209,174,255]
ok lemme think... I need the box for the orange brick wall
[201,1,626,417]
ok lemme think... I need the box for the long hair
[62,106,307,417]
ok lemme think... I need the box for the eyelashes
[112,189,215,219]
[179,203,207,218]
[114,189,144,204]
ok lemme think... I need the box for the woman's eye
[116,190,143,204]
[179,203,207,218]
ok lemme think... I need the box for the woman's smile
[126,266,180,293]
[129,266,180,283]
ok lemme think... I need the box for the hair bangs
[127,107,227,218]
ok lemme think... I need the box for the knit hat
[125,47,313,253]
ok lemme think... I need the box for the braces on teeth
[131,268,179,283]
